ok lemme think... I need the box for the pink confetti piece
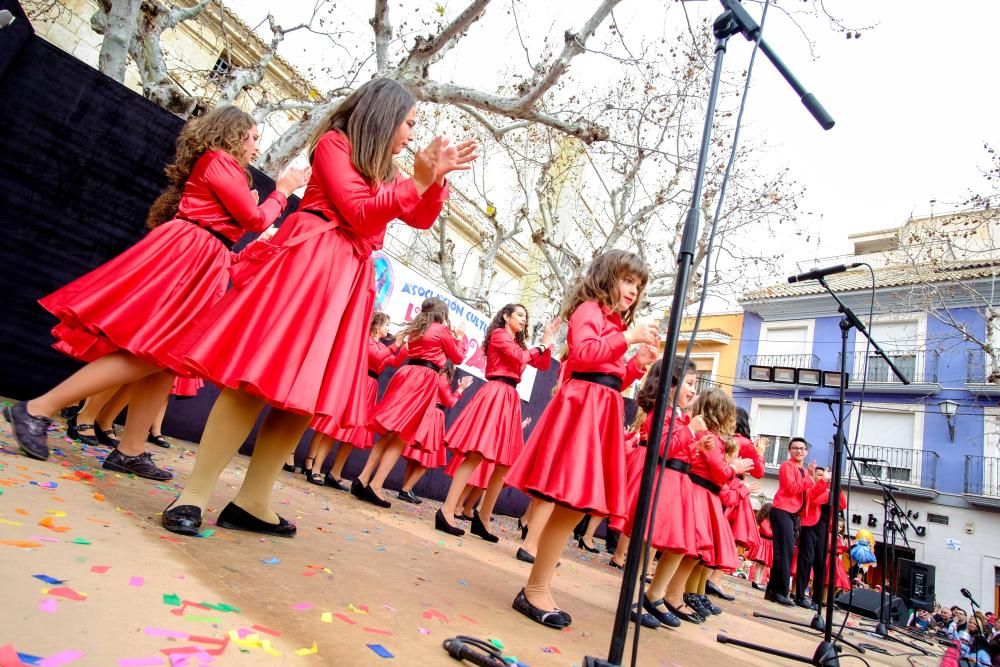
[129,576,144,587]
[39,598,59,613]
[30,535,62,543]
[422,608,448,622]
[144,628,190,639]
[418,628,431,635]
[90,565,110,574]
[458,614,479,624]
[38,649,85,667]
[291,602,313,611]
[118,658,165,666]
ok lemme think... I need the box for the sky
[228,0,999,295]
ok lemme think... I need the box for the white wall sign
[945,538,961,551]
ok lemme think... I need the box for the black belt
[689,472,721,495]
[368,370,380,380]
[435,403,446,410]
[664,458,690,474]
[570,372,622,391]
[182,219,235,250]
[487,376,517,387]
[407,359,441,372]
[638,439,648,448]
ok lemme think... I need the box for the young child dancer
[712,425,763,601]
[6,107,307,480]
[397,363,473,503]
[438,304,557,540]
[749,502,774,591]
[162,79,475,536]
[355,297,468,509]
[305,311,406,488]
[505,250,658,628]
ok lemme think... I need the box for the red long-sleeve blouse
[485,328,551,381]
[735,434,766,479]
[369,337,407,374]
[689,432,736,487]
[773,459,816,514]
[566,301,647,387]
[720,477,751,509]
[435,374,464,408]
[176,151,288,241]
[300,131,448,256]
[408,322,467,368]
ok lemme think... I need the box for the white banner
[373,251,537,401]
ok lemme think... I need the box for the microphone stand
[583,1,832,666]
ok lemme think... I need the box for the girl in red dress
[5,107,306,480]
[162,79,475,536]
[355,297,468,508]
[397,363,473,503]
[749,503,774,590]
[303,311,406,488]
[834,516,851,593]
[505,250,658,629]
[438,304,557,540]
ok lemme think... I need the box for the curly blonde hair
[691,387,736,436]
[147,106,255,228]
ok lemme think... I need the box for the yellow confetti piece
[227,630,263,649]
[347,604,368,615]
[93,493,105,502]
[323,567,332,575]
[46,510,67,517]
[261,639,282,656]
[0,519,23,526]
[320,612,332,623]
[294,642,318,656]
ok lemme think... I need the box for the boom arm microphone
[847,456,882,464]
[804,396,854,406]
[961,588,980,608]
[787,263,862,284]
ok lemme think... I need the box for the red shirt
[435,374,464,408]
[300,131,448,256]
[176,151,287,241]
[566,301,647,386]
[657,411,695,461]
[759,517,773,539]
[485,328,552,381]
[689,432,736,487]
[735,434,766,479]
[368,337,406,374]
[407,322,467,368]
[773,459,816,514]
[720,477,750,509]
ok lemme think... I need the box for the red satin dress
[444,449,493,489]
[446,329,551,466]
[750,517,773,567]
[180,131,447,419]
[505,301,646,520]
[721,476,761,550]
[368,323,467,442]
[310,337,406,448]
[689,433,739,571]
[41,150,287,372]
[608,415,650,533]
[402,375,464,468]
[834,535,851,589]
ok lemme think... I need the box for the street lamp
[939,400,959,442]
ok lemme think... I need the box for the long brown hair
[369,311,390,337]
[560,250,649,326]
[308,78,415,183]
[482,303,528,357]
[401,298,449,341]
[147,106,255,228]
[633,357,695,432]
[691,387,737,436]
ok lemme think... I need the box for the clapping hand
[635,344,658,367]
[541,318,562,347]
[625,322,659,346]
[458,376,473,391]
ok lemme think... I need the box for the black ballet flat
[706,579,736,601]
[643,597,681,628]
[282,463,297,473]
[146,432,169,449]
[608,559,625,570]
[216,502,296,537]
[578,536,601,553]
[67,416,100,447]
[301,456,315,478]
[699,594,723,615]
[516,547,535,564]
[324,473,347,491]
[362,484,392,508]
[397,489,423,504]
[161,501,203,536]
[60,401,83,420]
[519,520,529,540]
[512,589,567,629]
[350,478,365,499]
[751,581,764,591]
[665,599,704,624]
[306,471,326,486]
[470,509,499,543]
[630,603,661,629]
[435,509,465,536]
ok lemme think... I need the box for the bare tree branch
[370,0,392,74]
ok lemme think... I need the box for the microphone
[443,637,507,667]
[787,263,862,284]
[0,10,15,28]
[961,588,980,608]
[804,396,854,406]
[848,456,883,464]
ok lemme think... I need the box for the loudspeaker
[835,589,907,625]
[896,559,936,611]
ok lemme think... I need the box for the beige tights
[524,504,582,611]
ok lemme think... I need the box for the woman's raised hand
[458,376,473,391]
[635,344,658,367]
[412,137,440,194]
[435,138,477,182]
[275,165,311,197]
[541,318,562,347]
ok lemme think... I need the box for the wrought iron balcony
[843,444,938,490]
[839,347,938,385]
[964,455,1000,498]
[739,354,820,380]
[696,376,719,394]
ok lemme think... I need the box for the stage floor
[0,407,946,666]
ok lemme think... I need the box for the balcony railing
[839,347,938,384]
[966,349,1000,385]
[740,354,820,380]
[696,376,719,394]
[843,444,938,490]
[964,455,1000,497]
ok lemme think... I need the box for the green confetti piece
[216,603,240,612]
[197,529,215,538]
[488,638,505,650]
[71,537,92,545]
[182,615,222,623]
[502,656,518,664]
[163,593,182,607]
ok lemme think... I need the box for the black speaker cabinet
[835,589,908,624]
[896,558,936,611]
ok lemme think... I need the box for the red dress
[505,301,646,520]
[750,517,774,567]
[444,451,493,489]
[722,476,761,550]
[689,433,739,571]
[402,375,464,468]
[310,337,406,448]
[368,323,467,443]
[834,535,851,590]
[41,151,287,372]
[179,131,447,419]
[446,329,551,466]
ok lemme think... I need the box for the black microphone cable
[442,635,508,667]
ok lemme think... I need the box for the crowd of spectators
[908,605,1000,665]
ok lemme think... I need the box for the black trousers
[768,508,798,598]
[795,521,830,601]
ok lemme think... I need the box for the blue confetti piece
[261,557,281,565]
[33,574,65,585]
[367,644,394,658]
[18,653,42,665]
[457,579,468,586]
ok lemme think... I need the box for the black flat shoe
[458,513,474,522]
[608,559,624,570]
[5,402,52,460]
[518,518,528,541]
[362,484,391,508]
[397,489,423,504]
[145,432,168,449]
[435,509,465,536]
[301,456,315,478]
[350,478,365,499]
[684,593,713,619]
[665,599,704,624]
[282,463,297,473]
[578,536,601,553]
[60,401,83,420]
[216,502,296,537]
[103,449,173,481]
[764,591,795,607]
[306,471,326,485]
[706,579,736,601]
[630,603,661,628]
[795,598,818,610]
[512,589,567,629]
[698,594,722,615]
[470,509,499,543]
[67,416,100,447]
[516,547,535,563]
[162,502,202,536]
[643,597,681,628]
[324,473,347,491]
[751,581,764,591]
